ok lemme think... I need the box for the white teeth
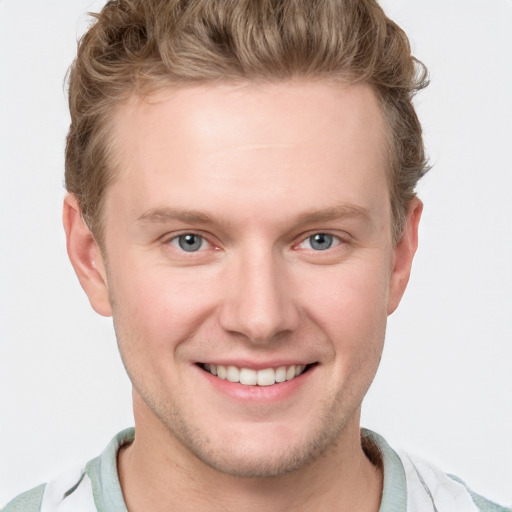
[257,368,276,386]
[204,363,308,386]
[239,368,257,385]
[275,366,287,383]
[217,365,227,379]
[226,365,240,383]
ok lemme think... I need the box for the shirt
[2,428,509,512]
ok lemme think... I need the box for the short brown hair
[65,0,429,243]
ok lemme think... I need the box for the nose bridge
[219,243,300,342]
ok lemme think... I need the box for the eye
[300,233,340,251]
[169,233,208,252]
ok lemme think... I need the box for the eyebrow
[295,204,371,225]
[136,204,371,227]
[137,208,217,225]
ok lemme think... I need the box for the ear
[62,194,112,317]
[387,197,423,315]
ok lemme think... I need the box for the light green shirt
[2,428,509,512]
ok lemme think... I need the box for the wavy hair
[65,0,429,243]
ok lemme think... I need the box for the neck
[118,407,382,512]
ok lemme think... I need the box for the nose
[218,248,301,343]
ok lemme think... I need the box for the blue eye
[306,233,336,251]
[172,234,206,252]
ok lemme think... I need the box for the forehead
[114,81,386,153]
[106,81,389,231]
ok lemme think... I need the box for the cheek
[108,259,217,352]
[299,259,390,349]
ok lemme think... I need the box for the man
[2,1,509,511]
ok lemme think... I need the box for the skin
[63,81,422,512]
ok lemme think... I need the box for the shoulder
[1,428,134,512]
[361,429,511,512]
[2,484,46,512]
[398,448,511,512]
[448,474,511,512]
[2,464,94,512]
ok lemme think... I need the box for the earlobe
[387,197,423,315]
[62,194,112,317]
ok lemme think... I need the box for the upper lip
[197,360,316,370]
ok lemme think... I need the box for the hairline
[84,77,405,248]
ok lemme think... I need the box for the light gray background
[1,0,511,506]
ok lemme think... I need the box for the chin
[191,435,333,478]
[164,409,352,479]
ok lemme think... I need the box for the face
[67,81,420,477]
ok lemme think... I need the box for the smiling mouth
[199,363,315,386]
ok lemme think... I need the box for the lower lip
[196,365,316,403]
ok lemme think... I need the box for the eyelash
[297,233,343,252]
[167,233,213,253]
[164,231,347,254]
